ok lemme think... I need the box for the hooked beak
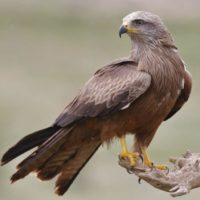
[119,22,138,38]
[119,25,128,38]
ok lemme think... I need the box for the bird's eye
[133,19,145,25]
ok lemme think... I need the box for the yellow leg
[120,135,129,153]
[141,146,167,170]
[119,136,139,166]
[141,146,153,166]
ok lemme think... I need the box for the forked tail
[1,125,101,195]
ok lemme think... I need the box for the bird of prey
[1,11,192,195]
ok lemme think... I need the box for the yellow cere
[123,21,138,33]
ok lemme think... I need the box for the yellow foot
[153,164,168,170]
[144,160,168,170]
[141,147,168,170]
[120,152,140,166]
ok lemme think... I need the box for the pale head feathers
[121,11,174,46]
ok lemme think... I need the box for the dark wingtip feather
[1,147,18,166]
[1,160,6,166]
[1,126,60,165]
[1,151,13,166]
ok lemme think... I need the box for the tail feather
[55,141,101,195]
[10,127,73,183]
[1,126,60,166]
[37,145,78,180]
[1,124,101,195]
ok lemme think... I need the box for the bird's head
[119,11,172,45]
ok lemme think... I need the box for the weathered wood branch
[119,150,200,197]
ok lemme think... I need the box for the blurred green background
[0,0,200,200]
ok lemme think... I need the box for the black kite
[1,11,192,195]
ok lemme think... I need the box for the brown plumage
[1,11,192,195]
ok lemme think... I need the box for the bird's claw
[139,154,143,163]
[120,152,140,167]
[126,168,134,174]
[152,164,169,171]
[143,160,168,171]
[138,178,142,184]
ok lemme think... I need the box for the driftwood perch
[119,150,200,197]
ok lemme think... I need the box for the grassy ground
[0,7,200,200]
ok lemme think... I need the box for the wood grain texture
[119,150,200,197]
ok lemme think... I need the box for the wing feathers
[2,58,152,195]
[55,59,151,127]
[1,126,60,165]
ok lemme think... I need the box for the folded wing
[55,59,152,127]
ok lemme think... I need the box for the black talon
[139,155,143,163]
[149,162,154,171]
[138,178,142,184]
[165,166,169,174]
[127,168,134,174]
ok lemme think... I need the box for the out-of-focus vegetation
[0,1,200,200]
